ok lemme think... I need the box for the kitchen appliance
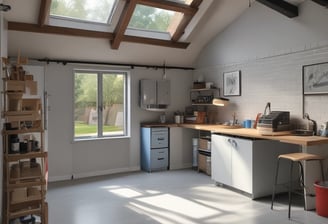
[257,102,291,134]
[257,111,291,133]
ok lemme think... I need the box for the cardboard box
[199,138,211,150]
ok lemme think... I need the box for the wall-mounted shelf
[190,88,219,105]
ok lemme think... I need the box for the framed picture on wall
[223,70,241,96]
[303,62,328,95]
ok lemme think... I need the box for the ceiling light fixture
[0,4,11,12]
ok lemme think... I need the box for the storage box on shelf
[2,59,48,224]
[197,130,211,175]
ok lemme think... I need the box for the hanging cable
[162,61,167,80]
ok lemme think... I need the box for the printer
[257,111,291,132]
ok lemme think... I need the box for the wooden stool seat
[271,152,325,219]
[279,152,325,162]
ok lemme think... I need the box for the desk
[179,124,328,210]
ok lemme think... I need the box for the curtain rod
[36,58,195,70]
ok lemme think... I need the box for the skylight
[27,0,211,49]
[128,4,182,35]
[50,0,118,24]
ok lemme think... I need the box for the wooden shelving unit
[2,58,48,224]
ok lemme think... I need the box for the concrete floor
[47,169,327,224]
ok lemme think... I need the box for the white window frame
[73,68,130,141]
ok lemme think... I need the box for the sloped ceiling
[2,0,306,67]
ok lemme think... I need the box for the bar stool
[271,152,325,219]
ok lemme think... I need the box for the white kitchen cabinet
[211,134,299,198]
[157,80,170,105]
[139,79,170,110]
[140,79,156,105]
[211,134,252,193]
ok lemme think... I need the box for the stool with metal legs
[271,152,325,219]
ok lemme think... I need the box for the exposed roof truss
[8,0,205,50]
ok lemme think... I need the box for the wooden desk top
[179,124,328,146]
[140,123,328,146]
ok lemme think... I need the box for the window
[128,4,183,35]
[74,69,129,140]
[43,0,210,49]
[50,0,118,24]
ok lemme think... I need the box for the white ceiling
[2,0,305,67]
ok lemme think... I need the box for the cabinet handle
[231,139,237,148]
[157,138,164,141]
[158,158,164,160]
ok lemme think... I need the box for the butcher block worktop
[141,123,328,146]
[179,124,328,146]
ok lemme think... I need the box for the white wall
[194,0,328,128]
[43,63,193,181]
[0,2,7,217]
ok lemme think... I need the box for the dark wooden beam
[256,0,298,18]
[8,22,189,49]
[123,35,189,49]
[171,0,202,42]
[138,0,197,14]
[311,0,328,7]
[111,0,138,49]
[8,22,114,39]
[38,0,52,26]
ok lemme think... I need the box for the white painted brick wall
[195,47,328,131]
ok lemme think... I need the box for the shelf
[7,179,47,189]
[198,148,211,154]
[10,162,42,181]
[2,127,43,135]
[9,207,42,220]
[2,65,47,224]
[190,88,219,105]
[190,88,218,92]
[5,151,47,162]
[191,103,213,106]
[3,111,41,122]
[11,188,42,205]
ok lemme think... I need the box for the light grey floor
[47,169,327,224]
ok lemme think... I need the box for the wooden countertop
[140,123,328,146]
[179,124,328,146]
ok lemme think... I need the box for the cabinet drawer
[151,128,168,148]
[151,148,168,170]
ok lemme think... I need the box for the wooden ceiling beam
[111,0,138,49]
[256,0,298,18]
[311,0,328,7]
[171,0,202,42]
[123,35,189,49]
[8,22,114,39]
[38,0,52,26]
[138,0,197,14]
[8,22,189,49]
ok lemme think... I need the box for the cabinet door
[140,79,156,105]
[157,80,170,105]
[211,134,232,185]
[231,138,253,194]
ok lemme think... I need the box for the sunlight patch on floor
[136,194,219,219]
[109,188,143,198]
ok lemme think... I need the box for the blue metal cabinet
[141,127,169,172]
